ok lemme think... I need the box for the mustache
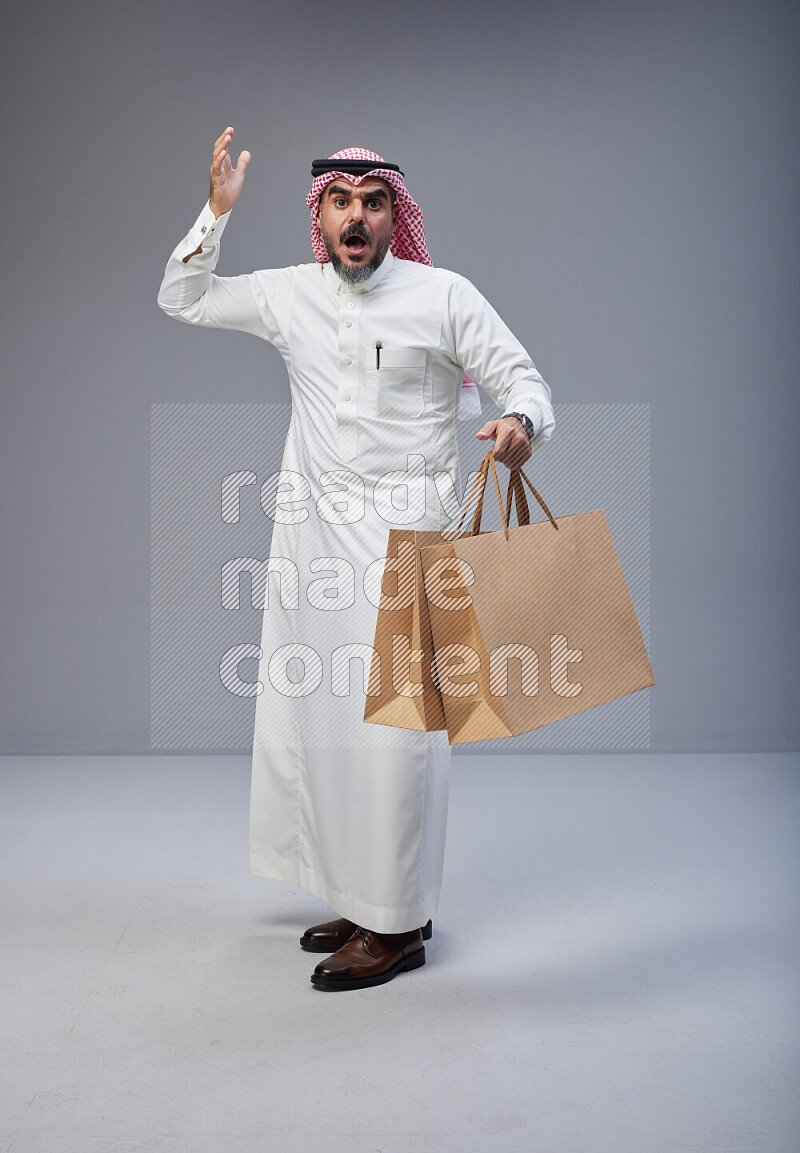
[340,222,372,244]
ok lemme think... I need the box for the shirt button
[345,320,353,328]
[345,358,353,365]
[346,302,355,310]
[344,394,351,401]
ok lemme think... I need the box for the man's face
[317,176,398,285]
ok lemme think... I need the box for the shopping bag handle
[453,451,559,540]
[510,465,558,532]
[505,470,530,527]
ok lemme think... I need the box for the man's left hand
[475,417,532,470]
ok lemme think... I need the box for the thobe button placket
[336,291,361,463]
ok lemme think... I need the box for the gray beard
[322,230,392,285]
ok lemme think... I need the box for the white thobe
[157,200,555,932]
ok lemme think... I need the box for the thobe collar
[322,248,396,296]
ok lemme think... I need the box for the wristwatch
[502,411,536,440]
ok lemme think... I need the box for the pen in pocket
[375,341,381,369]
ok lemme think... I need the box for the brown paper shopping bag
[363,527,449,732]
[419,452,656,744]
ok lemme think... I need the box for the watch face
[507,413,534,438]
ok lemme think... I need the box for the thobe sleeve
[156,200,286,346]
[441,274,555,455]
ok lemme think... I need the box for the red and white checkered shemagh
[306,147,481,420]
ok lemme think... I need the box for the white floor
[0,753,798,1153]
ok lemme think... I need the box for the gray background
[1,0,797,753]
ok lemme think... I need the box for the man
[157,129,555,991]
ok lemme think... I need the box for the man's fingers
[493,425,513,452]
[493,431,532,469]
[212,145,250,182]
[485,418,532,469]
[211,128,234,171]
[476,419,532,470]
[212,133,231,160]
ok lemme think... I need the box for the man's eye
[367,200,381,209]
[334,198,346,207]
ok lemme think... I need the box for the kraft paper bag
[363,527,448,732]
[418,452,656,744]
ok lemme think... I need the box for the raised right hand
[209,126,251,218]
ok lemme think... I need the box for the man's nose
[348,199,364,221]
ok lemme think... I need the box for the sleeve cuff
[183,200,232,255]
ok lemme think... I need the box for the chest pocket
[364,347,427,421]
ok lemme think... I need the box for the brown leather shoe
[300,916,432,953]
[310,926,426,990]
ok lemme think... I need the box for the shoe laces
[352,925,383,957]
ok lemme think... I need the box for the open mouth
[343,233,369,256]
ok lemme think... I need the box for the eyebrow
[326,184,389,202]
